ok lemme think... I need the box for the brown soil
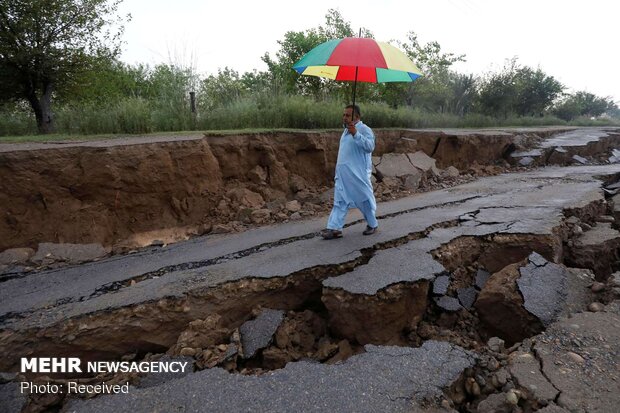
[0,129,562,253]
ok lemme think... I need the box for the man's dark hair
[345,104,361,118]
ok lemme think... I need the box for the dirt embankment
[0,129,564,252]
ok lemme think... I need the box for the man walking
[322,104,378,240]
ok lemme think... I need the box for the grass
[0,130,206,144]
[1,94,618,142]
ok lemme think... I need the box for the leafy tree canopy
[0,0,128,133]
[476,58,564,118]
[553,91,617,121]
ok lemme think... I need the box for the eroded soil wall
[0,129,563,251]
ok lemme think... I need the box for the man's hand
[345,121,357,136]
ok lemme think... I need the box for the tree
[60,60,151,104]
[607,105,620,120]
[571,91,616,118]
[398,32,465,77]
[552,91,617,121]
[198,67,246,111]
[0,0,127,133]
[262,9,373,101]
[262,29,326,97]
[552,97,581,121]
[475,59,519,118]
[445,72,477,115]
[391,31,466,111]
[475,59,563,118]
[513,67,563,117]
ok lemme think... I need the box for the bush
[0,105,37,135]
[54,98,153,134]
[197,95,341,130]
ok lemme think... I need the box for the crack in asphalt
[532,345,563,403]
[90,219,460,298]
[1,194,486,325]
[80,196,481,299]
[0,220,462,325]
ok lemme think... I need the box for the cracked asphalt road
[2,165,616,328]
[64,341,474,413]
[2,164,620,412]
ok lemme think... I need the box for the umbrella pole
[351,28,361,117]
[352,67,358,113]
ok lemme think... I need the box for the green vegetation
[0,6,618,138]
[0,0,128,134]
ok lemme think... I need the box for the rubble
[407,151,440,176]
[477,253,593,344]
[435,296,463,312]
[285,200,301,213]
[572,154,588,164]
[322,241,442,344]
[0,382,27,413]
[510,149,542,167]
[442,166,460,177]
[226,188,265,209]
[457,287,477,309]
[566,222,620,280]
[474,269,490,290]
[0,248,35,265]
[374,153,420,178]
[476,259,546,343]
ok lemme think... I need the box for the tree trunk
[27,81,54,134]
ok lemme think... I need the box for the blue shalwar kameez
[327,121,378,230]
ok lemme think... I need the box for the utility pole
[189,91,196,113]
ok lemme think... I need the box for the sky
[117,0,620,103]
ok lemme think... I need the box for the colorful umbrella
[293,37,423,108]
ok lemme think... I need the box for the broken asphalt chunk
[435,296,463,312]
[457,287,477,309]
[478,252,592,343]
[240,309,285,359]
[0,383,27,413]
[432,274,450,295]
[528,251,548,267]
[572,154,588,165]
[475,269,490,290]
[136,355,193,388]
